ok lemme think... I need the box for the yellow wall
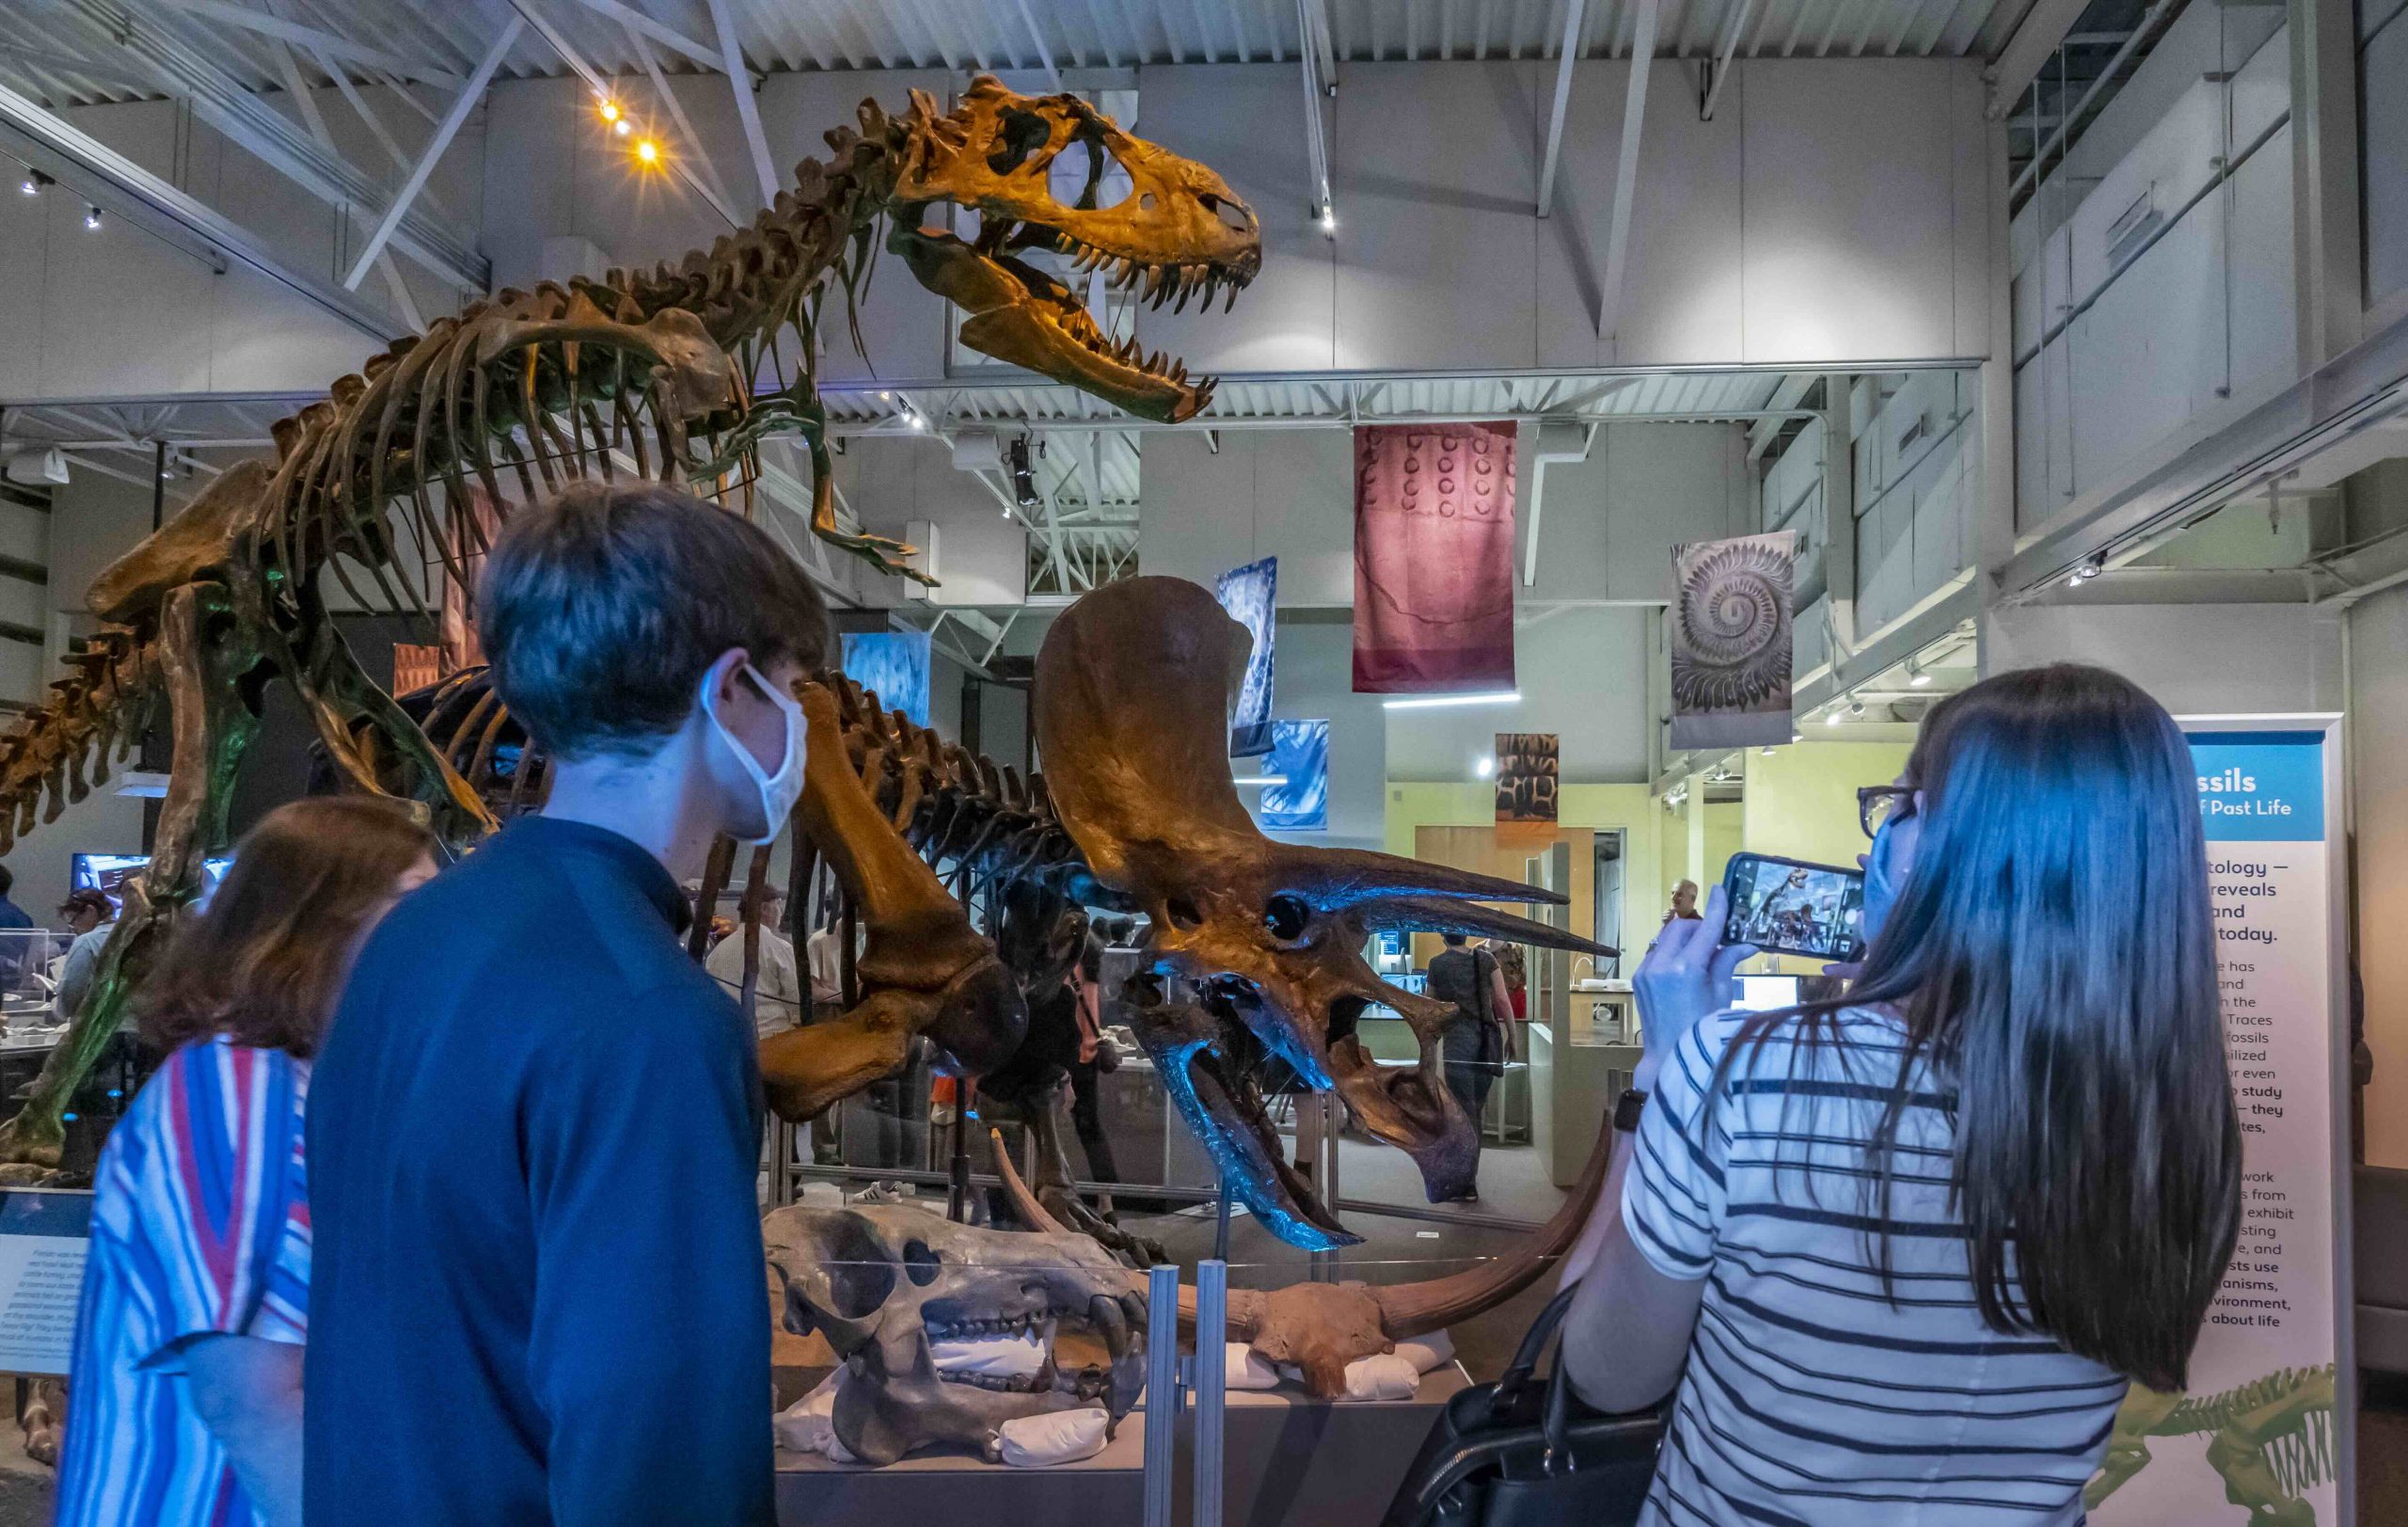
[1385,782,1666,961]
[1741,740,1914,871]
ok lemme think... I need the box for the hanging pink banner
[1351,422,1518,693]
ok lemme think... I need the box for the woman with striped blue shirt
[55,798,436,1527]
[1560,664,2241,1526]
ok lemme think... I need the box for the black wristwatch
[1613,1087,1650,1133]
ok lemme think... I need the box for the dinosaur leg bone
[0,584,262,1165]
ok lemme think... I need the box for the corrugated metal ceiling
[1,0,2039,110]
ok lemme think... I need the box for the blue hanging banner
[840,628,933,729]
[1259,719,1328,832]
[1215,556,1278,757]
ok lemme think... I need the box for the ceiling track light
[1906,660,1932,688]
[20,169,51,197]
[1847,698,1867,719]
[82,205,102,231]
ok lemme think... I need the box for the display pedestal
[1178,1364,1466,1527]
[770,1363,1466,1527]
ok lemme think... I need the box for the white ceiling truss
[0,0,2050,117]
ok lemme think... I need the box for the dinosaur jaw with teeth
[888,219,1247,424]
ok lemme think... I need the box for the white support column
[2289,0,2365,370]
[343,19,521,290]
[1595,0,1662,344]
[1820,373,1859,658]
[705,0,779,205]
[269,41,425,329]
[1975,111,2017,675]
[1535,0,1588,217]
[626,24,741,226]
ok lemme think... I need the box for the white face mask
[700,661,808,845]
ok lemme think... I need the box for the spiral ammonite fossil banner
[1669,530,1798,749]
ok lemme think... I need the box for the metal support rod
[2007,0,2179,202]
[1143,1265,1180,1527]
[1294,0,1334,218]
[1212,1171,1232,1262]
[1193,1259,1228,1527]
[1012,0,1065,89]
[1596,0,1663,343]
[1535,0,1588,216]
[704,0,780,204]
[1700,0,1762,119]
[946,1080,974,1221]
[343,19,522,289]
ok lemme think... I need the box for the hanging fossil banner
[1259,719,1328,832]
[1669,530,1798,750]
[841,629,934,729]
[1215,556,1278,757]
[1352,422,1517,693]
[1495,732,1559,823]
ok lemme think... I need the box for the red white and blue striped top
[55,1037,311,1527]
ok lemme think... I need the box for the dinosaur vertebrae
[2160,1367,2337,1496]
[0,631,156,854]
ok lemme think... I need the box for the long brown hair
[139,797,436,1058]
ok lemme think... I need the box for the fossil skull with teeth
[764,1204,1149,1467]
[1033,578,1617,1248]
[887,77,1259,423]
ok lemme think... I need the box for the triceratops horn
[1267,845,1569,914]
[1354,896,1617,959]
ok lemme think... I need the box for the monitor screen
[71,853,232,915]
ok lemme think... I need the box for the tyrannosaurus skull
[764,1204,1148,1467]
[888,77,1259,423]
[1034,578,1615,1249]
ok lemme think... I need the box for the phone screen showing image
[1720,853,1867,963]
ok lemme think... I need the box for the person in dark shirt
[0,865,35,991]
[1425,932,1508,1203]
[304,481,830,1527]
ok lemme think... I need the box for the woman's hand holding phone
[1633,883,1756,1089]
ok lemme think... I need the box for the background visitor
[1557,664,2240,1525]
[304,481,828,1527]
[53,888,116,1023]
[53,798,436,1527]
[1426,931,1510,1201]
[704,888,802,1036]
[1662,877,1701,923]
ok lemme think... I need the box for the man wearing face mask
[303,483,826,1527]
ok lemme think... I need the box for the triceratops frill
[1034,577,1615,1249]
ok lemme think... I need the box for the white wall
[1141,57,1994,374]
[832,435,1025,608]
[1254,614,1386,852]
[1981,601,2344,715]
[0,87,482,402]
[1383,606,1651,785]
[2368,0,2408,312]
[2011,22,2295,533]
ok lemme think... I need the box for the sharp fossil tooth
[1225,280,1240,312]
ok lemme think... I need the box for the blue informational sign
[1215,556,1277,757]
[2186,730,2325,843]
[840,629,933,729]
[1259,719,1327,832]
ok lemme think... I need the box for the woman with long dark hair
[55,798,437,1527]
[1558,664,2241,1525]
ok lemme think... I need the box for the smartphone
[1719,851,1868,963]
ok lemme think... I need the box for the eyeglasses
[1858,785,1916,838]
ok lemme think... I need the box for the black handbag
[1379,1284,1668,1527]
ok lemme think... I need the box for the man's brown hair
[139,797,437,1057]
[478,482,832,760]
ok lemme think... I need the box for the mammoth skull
[764,1204,1148,1467]
[1033,578,1615,1249]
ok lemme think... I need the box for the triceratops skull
[888,77,1259,423]
[764,1204,1149,1467]
[1033,578,1615,1249]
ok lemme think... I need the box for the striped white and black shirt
[1623,1007,2127,1526]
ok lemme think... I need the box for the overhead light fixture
[1907,660,1932,688]
[613,118,632,137]
[1760,745,1776,756]
[599,98,622,123]
[116,770,170,799]
[82,205,101,231]
[2076,555,2102,581]
[1474,756,1494,778]
[1791,732,1803,743]
[634,138,659,166]
[19,170,48,197]
[1317,201,1336,235]
[1847,697,1867,719]
[1823,708,1844,726]
[1382,691,1518,710]
[1007,434,1040,509]
[1231,773,1289,787]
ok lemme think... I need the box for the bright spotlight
[599,98,622,122]
[635,138,659,165]
[1474,756,1494,779]
[613,119,632,137]
[82,206,101,231]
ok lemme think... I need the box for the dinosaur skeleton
[2085,1366,2337,1525]
[1033,577,1617,1245]
[0,77,1259,1166]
